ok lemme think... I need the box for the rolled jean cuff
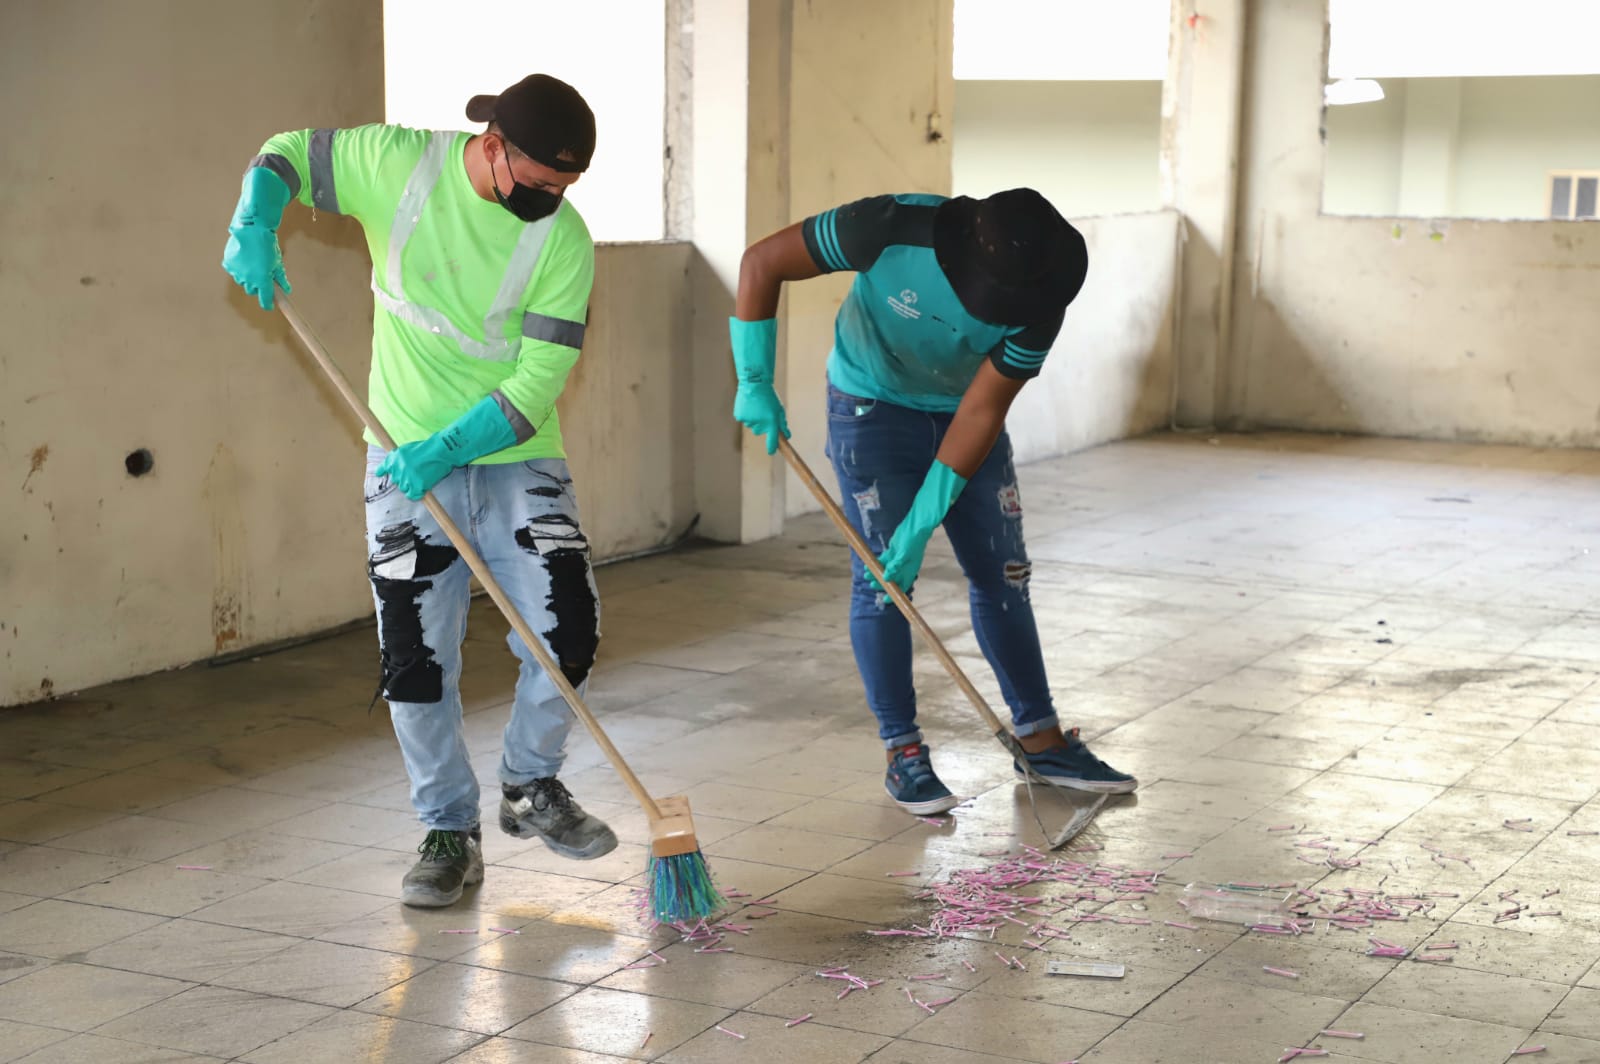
[882,728,925,750]
[1012,713,1060,740]
[422,817,480,833]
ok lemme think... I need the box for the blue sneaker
[885,743,960,815]
[1014,729,1138,794]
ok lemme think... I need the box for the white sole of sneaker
[885,782,961,816]
[1013,768,1138,795]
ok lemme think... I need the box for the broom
[275,289,723,922]
[778,439,1106,849]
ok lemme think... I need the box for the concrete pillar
[1397,77,1462,217]
[682,0,952,540]
[682,0,790,544]
[1161,0,1248,428]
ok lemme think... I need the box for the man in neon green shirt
[222,75,617,908]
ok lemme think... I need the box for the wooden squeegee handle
[275,289,663,822]
[777,438,1012,740]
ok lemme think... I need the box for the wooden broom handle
[778,438,1011,739]
[276,290,663,822]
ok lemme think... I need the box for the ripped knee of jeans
[369,521,457,704]
[513,515,599,686]
[852,481,882,544]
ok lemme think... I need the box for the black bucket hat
[933,188,1088,326]
[466,74,595,173]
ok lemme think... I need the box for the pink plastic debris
[488,927,522,935]
[1511,1048,1546,1056]
[714,1024,746,1040]
[1319,1030,1364,1039]
[785,1013,813,1028]
[1263,966,1299,979]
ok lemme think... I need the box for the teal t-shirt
[801,194,1064,412]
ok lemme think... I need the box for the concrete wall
[1006,212,1181,465]
[1222,1,1600,447]
[945,80,1177,463]
[1,1,700,707]
[1,0,383,706]
[1324,76,1600,219]
[559,243,698,558]
[953,80,1164,218]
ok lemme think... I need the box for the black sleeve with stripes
[800,195,905,273]
[989,308,1065,380]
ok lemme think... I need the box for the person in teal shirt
[222,75,617,908]
[732,189,1137,814]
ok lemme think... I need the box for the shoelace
[417,829,466,862]
[529,777,576,813]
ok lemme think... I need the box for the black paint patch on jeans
[513,515,598,686]
[369,521,458,704]
[525,467,572,499]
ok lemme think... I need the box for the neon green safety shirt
[253,123,594,462]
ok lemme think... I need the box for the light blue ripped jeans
[364,445,600,832]
[824,384,1060,749]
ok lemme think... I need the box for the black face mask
[491,143,562,222]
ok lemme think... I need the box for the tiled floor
[4,431,1600,1063]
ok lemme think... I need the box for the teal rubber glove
[376,396,520,500]
[871,460,969,594]
[222,166,293,310]
[729,317,790,455]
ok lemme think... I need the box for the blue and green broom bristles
[646,795,725,923]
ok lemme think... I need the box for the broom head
[645,795,725,923]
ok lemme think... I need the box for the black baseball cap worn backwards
[933,187,1088,327]
[466,74,596,173]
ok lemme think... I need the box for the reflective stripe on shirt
[372,130,558,364]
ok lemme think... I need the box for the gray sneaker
[400,827,483,908]
[500,779,618,860]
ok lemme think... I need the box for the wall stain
[21,445,47,491]
[203,444,248,654]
